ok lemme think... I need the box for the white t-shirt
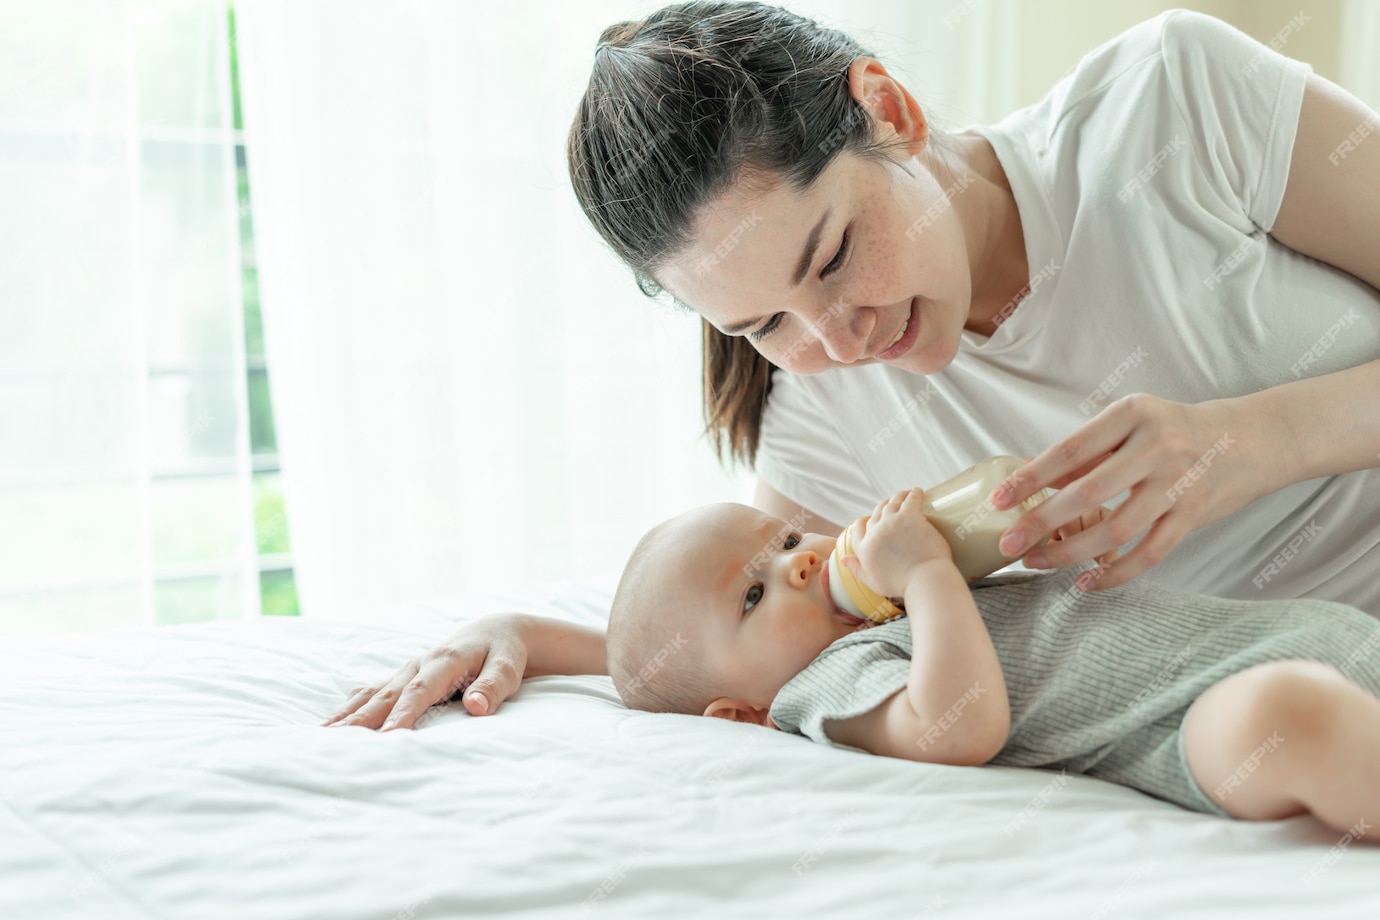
[754,10,1380,615]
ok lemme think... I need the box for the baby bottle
[826,456,1055,624]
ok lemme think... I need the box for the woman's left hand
[988,393,1291,591]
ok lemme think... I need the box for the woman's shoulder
[1034,9,1293,133]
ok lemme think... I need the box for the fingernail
[991,485,1012,510]
[1000,532,1025,556]
[1076,572,1097,590]
[468,692,488,714]
[1024,551,1048,569]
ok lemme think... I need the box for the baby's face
[665,503,873,720]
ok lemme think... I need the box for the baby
[607,488,1380,837]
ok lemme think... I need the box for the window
[0,2,297,633]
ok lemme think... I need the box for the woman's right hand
[321,613,530,731]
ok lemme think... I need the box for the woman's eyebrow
[790,208,831,287]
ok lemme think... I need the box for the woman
[324,2,1380,731]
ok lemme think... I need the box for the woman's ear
[846,57,929,157]
[703,696,773,726]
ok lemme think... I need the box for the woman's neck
[939,130,1032,338]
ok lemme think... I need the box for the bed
[6,580,1378,919]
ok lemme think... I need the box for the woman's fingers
[379,652,477,731]
[320,615,533,732]
[325,660,423,729]
[319,685,384,726]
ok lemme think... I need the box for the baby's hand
[842,488,953,598]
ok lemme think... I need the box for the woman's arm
[990,73,1380,591]
[1257,70,1380,483]
[516,614,608,678]
[322,612,608,731]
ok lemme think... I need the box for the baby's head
[607,502,870,726]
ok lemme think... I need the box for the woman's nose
[813,305,870,363]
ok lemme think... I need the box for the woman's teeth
[885,321,907,349]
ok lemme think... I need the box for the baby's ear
[702,697,772,726]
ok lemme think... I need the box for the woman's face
[655,148,975,377]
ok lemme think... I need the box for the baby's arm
[825,489,1010,766]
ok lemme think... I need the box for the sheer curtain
[0,1,258,635]
[231,0,1016,621]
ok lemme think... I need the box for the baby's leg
[1183,659,1380,836]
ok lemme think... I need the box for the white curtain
[231,0,1021,621]
[0,0,259,635]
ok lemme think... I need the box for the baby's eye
[743,583,764,614]
[783,533,801,549]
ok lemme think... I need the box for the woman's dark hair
[567,0,938,467]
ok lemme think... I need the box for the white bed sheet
[4,581,1378,919]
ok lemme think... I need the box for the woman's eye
[749,313,785,342]
[743,583,764,614]
[822,230,850,276]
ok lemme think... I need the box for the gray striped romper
[769,564,1380,816]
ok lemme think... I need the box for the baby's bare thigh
[1181,659,1353,821]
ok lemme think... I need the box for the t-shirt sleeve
[1158,9,1312,233]
[753,370,887,530]
[768,627,912,753]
